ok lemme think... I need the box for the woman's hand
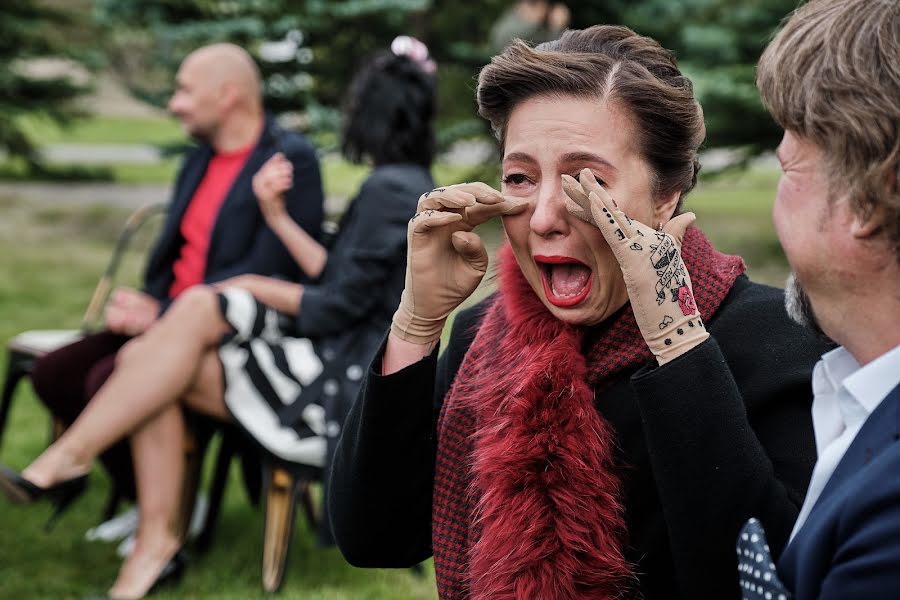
[389,182,527,345]
[252,153,292,224]
[563,169,708,364]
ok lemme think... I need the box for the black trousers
[30,331,136,500]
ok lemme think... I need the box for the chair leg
[298,480,318,530]
[194,432,236,553]
[262,465,298,594]
[0,360,29,453]
[176,430,204,543]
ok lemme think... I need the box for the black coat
[143,116,324,307]
[328,275,834,599]
[273,163,431,545]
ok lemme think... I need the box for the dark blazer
[777,381,900,599]
[329,275,832,599]
[143,116,324,306]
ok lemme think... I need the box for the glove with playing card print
[563,169,708,364]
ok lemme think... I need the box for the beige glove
[391,182,528,344]
[563,169,708,364]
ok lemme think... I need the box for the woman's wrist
[382,332,438,375]
[264,208,292,231]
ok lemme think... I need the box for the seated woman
[0,38,437,600]
[327,26,832,599]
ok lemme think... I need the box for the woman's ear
[654,190,681,225]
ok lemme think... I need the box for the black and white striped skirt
[216,288,327,467]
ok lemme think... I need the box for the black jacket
[143,116,324,307]
[290,164,433,426]
[284,164,433,543]
[329,275,833,599]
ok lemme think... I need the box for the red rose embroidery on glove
[678,285,697,316]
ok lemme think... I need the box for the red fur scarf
[432,227,745,599]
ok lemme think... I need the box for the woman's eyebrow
[502,152,536,165]
[503,151,618,171]
[560,152,617,172]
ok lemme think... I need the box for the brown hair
[477,25,705,206]
[757,0,900,259]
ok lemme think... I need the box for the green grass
[18,115,186,146]
[0,196,437,600]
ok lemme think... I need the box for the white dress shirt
[789,343,900,541]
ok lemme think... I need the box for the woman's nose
[529,179,571,238]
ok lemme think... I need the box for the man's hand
[104,287,160,336]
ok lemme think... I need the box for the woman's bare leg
[108,350,230,599]
[108,405,184,599]
[22,286,231,488]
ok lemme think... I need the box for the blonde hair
[757,0,900,258]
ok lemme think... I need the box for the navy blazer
[142,116,324,307]
[777,381,900,599]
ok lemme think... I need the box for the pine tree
[95,0,438,150]
[95,0,801,165]
[577,0,798,161]
[0,1,91,170]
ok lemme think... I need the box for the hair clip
[391,35,437,74]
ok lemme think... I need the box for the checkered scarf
[432,227,745,599]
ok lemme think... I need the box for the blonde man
[738,1,900,598]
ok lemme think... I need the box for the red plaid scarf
[432,227,745,599]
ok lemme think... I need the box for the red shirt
[169,143,254,297]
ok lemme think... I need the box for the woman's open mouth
[534,255,593,307]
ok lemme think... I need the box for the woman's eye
[502,173,529,185]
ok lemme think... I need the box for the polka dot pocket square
[737,518,792,600]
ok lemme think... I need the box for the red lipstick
[533,255,593,307]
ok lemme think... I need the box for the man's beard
[785,272,826,337]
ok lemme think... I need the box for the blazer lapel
[811,381,900,511]
[206,117,276,262]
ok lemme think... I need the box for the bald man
[29,43,325,506]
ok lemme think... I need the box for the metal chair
[0,202,167,517]
[190,425,323,594]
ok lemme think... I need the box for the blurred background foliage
[1,0,801,174]
[0,0,94,170]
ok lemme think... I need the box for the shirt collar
[812,346,860,399]
[842,343,900,412]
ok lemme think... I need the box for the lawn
[0,115,791,598]
[0,196,438,600]
[17,115,186,146]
